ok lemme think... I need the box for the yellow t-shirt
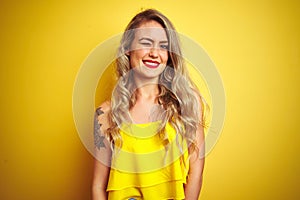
[107,121,189,200]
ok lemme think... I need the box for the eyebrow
[138,37,168,43]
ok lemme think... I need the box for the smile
[143,60,160,68]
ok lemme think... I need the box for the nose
[149,47,158,58]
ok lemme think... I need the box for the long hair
[107,9,208,159]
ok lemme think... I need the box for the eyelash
[141,42,151,46]
[140,43,169,50]
[160,45,169,50]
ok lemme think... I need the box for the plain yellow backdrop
[0,0,299,199]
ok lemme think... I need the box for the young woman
[92,9,206,200]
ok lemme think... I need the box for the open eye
[160,44,169,50]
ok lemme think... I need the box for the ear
[125,49,130,56]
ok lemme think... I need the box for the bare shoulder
[95,101,112,131]
[192,88,204,113]
[95,101,111,114]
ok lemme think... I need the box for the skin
[184,94,205,200]
[127,20,169,123]
[92,20,204,200]
[92,103,111,200]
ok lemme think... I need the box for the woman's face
[127,20,169,81]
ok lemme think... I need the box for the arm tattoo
[94,107,106,149]
[96,107,104,115]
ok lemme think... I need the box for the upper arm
[92,101,112,189]
[188,92,205,174]
[184,92,206,199]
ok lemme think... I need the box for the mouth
[142,60,160,69]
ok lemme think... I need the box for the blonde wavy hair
[107,9,208,157]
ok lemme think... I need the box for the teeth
[144,61,158,66]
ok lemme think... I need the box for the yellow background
[1,0,299,199]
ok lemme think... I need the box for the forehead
[134,21,168,41]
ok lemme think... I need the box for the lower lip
[143,61,160,69]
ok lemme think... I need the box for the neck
[135,84,160,102]
[133,73,160,101]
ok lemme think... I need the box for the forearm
[184,173,203,200]
[92,185,107,200]
[184,155,204,200]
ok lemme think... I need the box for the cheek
[129,50,147,67]
[161,52,169,64]
[131,49,148,60]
